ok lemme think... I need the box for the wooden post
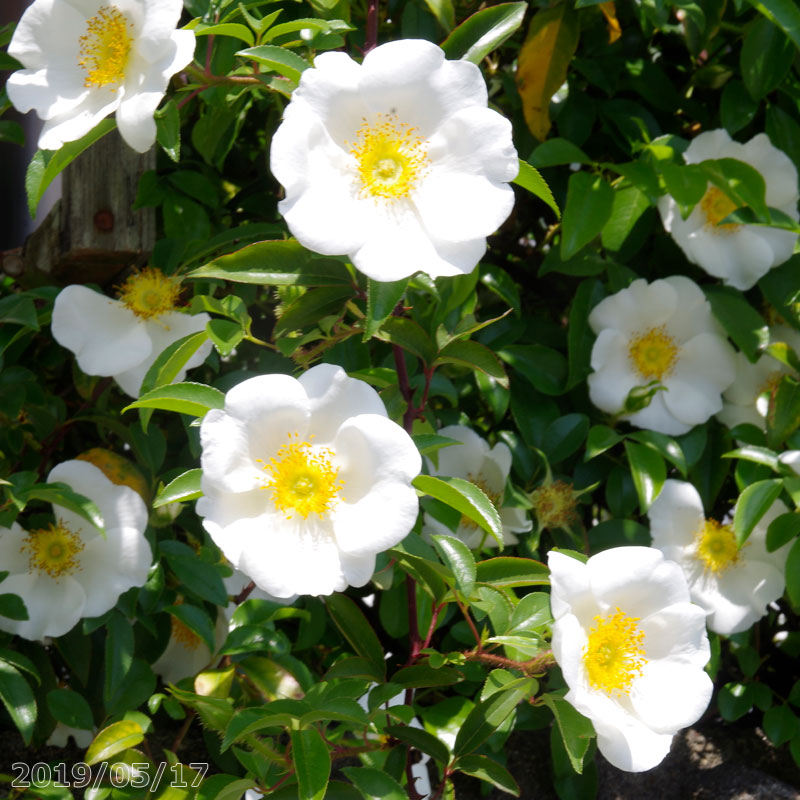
[5,129,156,287]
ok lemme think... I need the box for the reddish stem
[365,0,379,52]
[233,580,255,605]
[421,603,443,651]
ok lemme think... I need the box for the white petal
[200,410,263,494]
[78,532,145,617]
[587,330,639,414]
[0,572,85,640]
[627,390,691,436]
[547,551,594,624]
[332,414,421,556]
[684,129,734,163]
[6,68,89,120]
[588,278,677,336]
[431,425,489,479]
[38,89,121,150]
[8,0,85,70]
[684,228,773,291]
[639,602,710,668]
[705,560,784,634]
[661,275,719,342]
[587,546,690,619]
[300,364,387,444]
[648,479,705,549]
[499,506,531,534]
[0,523,34,574]
[593,711,675,772]
[136,0,187,61]
[340,551,377,588]
[52,286,152,377]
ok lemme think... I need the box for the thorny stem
[365,0,379,53]
[464,648,556,676]
[233,580,255,605]
[457,597,483,651]
[431,770,452,800]
[406,574,421,665]
[392,343,417,433]
[421,603,444,651]
[170,709,196,752]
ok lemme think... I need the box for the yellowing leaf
[516,3,580,141]
[599,2,622,43]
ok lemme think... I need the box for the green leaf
[723,445,780,471]
[721,80,759,135]
[221,702,310,750]
[414,475,504,547]
[659,161,707,212]
[166,603,218,653]
[475,557,549,588]
[624,441,666,513]
[235,45,310,82]
[155,98,181,162]
[499,344,567,396]
[436,340,509,388]
[194,22,256,45]
[786,537,800,609]
[455,754,520,796]
[275,286,352,336]
[529,138,590,168]
[389,664,463,688]
[718,682,754,721]
[543,413,589,464]
[412,434,461,458]
[741,15,794,99]
[441,2,527,63]
[0,295,39,329]
[513,160,560,219]
[454,677,535,755]
[601,184,651,253]
[431,534,476,597]
[0,120,24,147]
[104,611,134,705]
[23,482,104,534]
[47,688,94,731]
[701,158,769,223]
[539,693,595,774]
[341,767,406,800]
[160,540,229,606]
[85,720,144,765]
[123,382,225,418]
[154,468,203,508]
[0,593,27,621]
[375,317,437,364]
[188,240,351,285]
[733,479,783,546]
[766,511,800,552]
[325,593,385,678]
[704,286,769,362]
[561,172,614,260]
[365,279,408,340]
[196,775,257,800]
[767,376,800,449]
[744,0,800,53]
[207,318,244,357]
[0,660,36,745]
[585,425,624,460]
[422,0,455,31]
[384,724,451,765]
[25,118,116,218]
[763,704,800,746]
[628,430,688,477]
[291,727,330,800]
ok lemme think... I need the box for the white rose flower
[197,363,422,598]
[269,39,518,282]
[717,324,800,431]
[548,547,712,772]
[648,479,791,635]
[51,270,212,398]
[588,275,736,435]
[151,606,229,685]
[658,129,799,291]
[6,0,195,152]
[422,424,530,548]
[0,460,151,640]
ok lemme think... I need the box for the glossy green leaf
[160,540,228,606]
[786,537,800,609]
[436,339,509,388]
[767,376,800,449]
[85,720,144,765]
[539,693,595,774]
[624,440,666,513]
[543,413,589,464]
[720,80,759,136]
[0,660,36,745]
[513,160,560,219]
[385,724,451,765]
[659,161,707,211]
[704,286,769,362]
[766,511,800,552]
[291,727,330,800]
[441,2,527,63]
[194,22,255,45]
[561,172,614,259]
[499,344,567,396]
[365,279,408,340]
[431,534,476,597]
[414,475,504,546]
[123,382,225,418]
[585,425,624,460]
[104,611,134,705]
[628,430,688,477]
[155,98,181,161]
[745,0,800,52]
[235,45,310,82]
[741,15,794,99]
[455,754,520,796]
[47,688,94,731]
[196,775,257,800]
[763,704,800,746]
[342,767,406,800]
[22,482,105,534]
[376,316,437,364]
[154,468,203,508]
[475,557,549,588]
[325,593,385,677]
[0,593,27,621]
[733,479,784,546]
[529,138,590,168]
[701,158,769,222]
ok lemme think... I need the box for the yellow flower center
[116,267,182,320]
[628,326,679,381]
[583,608,647,696]
[530,480,577,530]
[78,5,133,90]
[261,434,344,519]
[700,186,741,233]
[171,615,203,650]
[695,519,739,574]
[349,114,429,200]
[21,522,84,579]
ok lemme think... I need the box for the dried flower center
[261,434,344,519]
[700,186,741,233]
[530,480,577,530]
[695,519,739,574]
[78,5,132,90]
[583,608,647,696]
[628,327,679,381]
[21,522,84,578]
[117,267,182,320]
[171,615,203,650]
[460,475,501,531]
[349,114,429,200]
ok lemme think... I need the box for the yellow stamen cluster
[700,186,741,233]
[459,475,501,531]
[695,519,740,575]
[171,615,203,650]
[116,267,182,320]
[583,608,647,696]
[530,480,578,530]
[262,434,344,519]
[78,5,132,90]
[349,113,429,200]
[628,326,679,381]
[21,522,84,579]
